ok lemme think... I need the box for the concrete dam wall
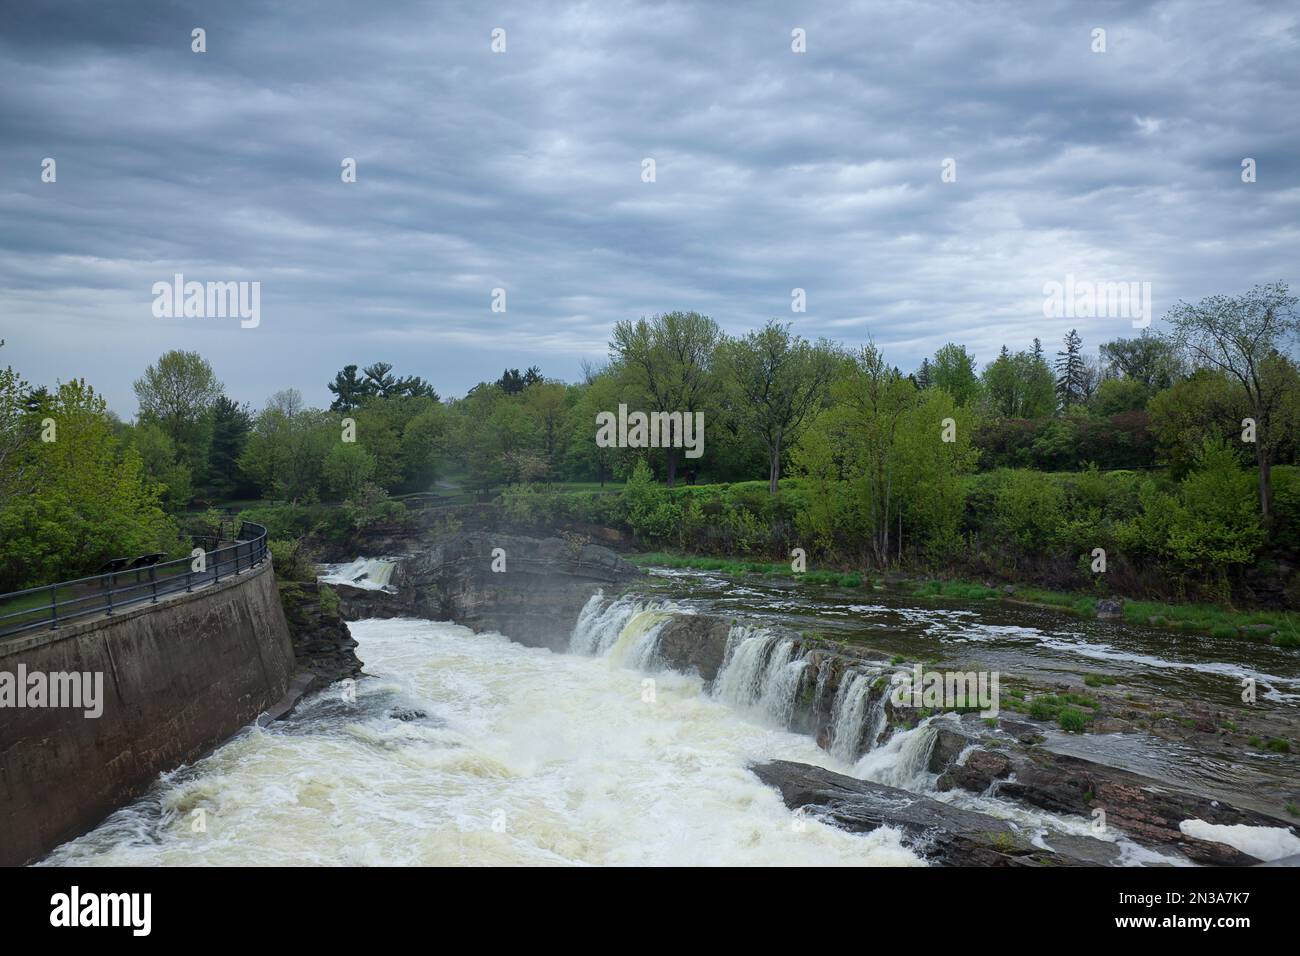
[0,558,295,866]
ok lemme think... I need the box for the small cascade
[712,627,810,728]
[319,557,398,592]
[569,594,675,668]
[828,669,886,762]
[853,713,953,790]
[605,609,672,670]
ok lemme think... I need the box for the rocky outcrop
[653,615,735,682]
[332,532,643,651]
[752,760,1121,866]
[277,581,364,696]
[927,722,1290,866]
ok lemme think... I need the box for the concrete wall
[0,559,295,866]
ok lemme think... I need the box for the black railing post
[106,573,115,616]
[150,564,158,603]
[50,587,58,630]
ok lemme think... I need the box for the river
[42,566,1299,866]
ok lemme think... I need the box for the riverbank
[628,551,1300,648]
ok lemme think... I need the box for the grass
[912,577,1300,646]
[632,555,1300,647]
[1057,707,1088,733]
[630,552,862,587]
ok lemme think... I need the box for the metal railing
[0,521,270,639]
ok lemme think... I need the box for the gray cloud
[1,0,1296,413]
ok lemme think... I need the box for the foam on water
[318,557,398,592]
[43,618,922,866]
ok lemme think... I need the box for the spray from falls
[569,593,674,669]
[319,557,398,592]
[572,596,902,768]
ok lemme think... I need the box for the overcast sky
[1,0,1297,416]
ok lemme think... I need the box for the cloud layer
[1,0,1297,413]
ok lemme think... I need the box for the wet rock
[751,759,1121,866]
[333,532,642,652]
[928,723,976,773]
[1096,598,1124,621]
[936,748,1013,793]
[277,581,365,697]
[655,615,734,682]
[938,744,1285,865]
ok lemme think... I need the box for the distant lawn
[912,578,1299,647]
[630,551,862,587]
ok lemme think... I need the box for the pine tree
[1054,329,1084,410]
[915,357,933,389]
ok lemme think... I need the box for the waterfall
[319,557,398,592]
[828,669,887,762]
[605,609,672,670]
[569,593,673,668]
[853,714,953,790]
[711,627,809,728]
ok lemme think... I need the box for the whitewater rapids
[43,617,923,866]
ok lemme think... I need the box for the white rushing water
[44,616,922,866]
[828,669,888,763]
[318,558,398,592]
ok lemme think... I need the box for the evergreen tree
[328,364,373,411]
[1054,329,1085,410]
[207,396,253,499]
[915,357,933,389]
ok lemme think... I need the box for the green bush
[1057,707,1087,733]
[268,538,316,582]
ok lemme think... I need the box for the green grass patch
[630,552,861,586]
[1057,707,1087,733]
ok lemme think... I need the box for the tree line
[0,282,1297,594]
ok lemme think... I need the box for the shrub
[1057,707,1087,733]
[269,538,316,582]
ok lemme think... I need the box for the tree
[930,343,981,407]
[609,311,721,486]
[982,347,1056,418]
[1100,332,1183,390]
[0,341,32,495]
[915,357,933,390]
[1164,282,1300,525]
[134,351,222,439]
[133,350,223,484]
[1147,369,1248,475]
[717,321,840,493]
[238,390,333,502]
[0,378,175,590]
[497,369,527,394]
[206,395,253,499]
[565,370,626,485]
[128,423,192,511]
[328,364,373,411]
[1054,329,1085,410]
[796,345,975,566]
[329,362,438,409]
[523,380,569,475]
[323,443,377,499]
